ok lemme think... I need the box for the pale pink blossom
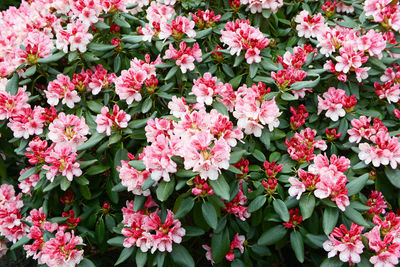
[96,105,131,136]
[117,160,151,196]
[163,42,202,73]
[295,10,328,39]
[48,113,89,150]
[323,223,364,265]
[45,74,81,108]
[88,64,117,95]
[40,230,84,267]
[18,168,40,195]
[43,145,82,182]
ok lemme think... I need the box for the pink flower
[88,64,116,95]
[288,177,306,200]
[145,118,174,143]
[45,74,81,108]
[318,87,356,121]
[144,210,186,253]
[18,168,40,195]
[364,226,400,267]
[48,113,89,150]
[223,182,250,221]
[56,20,93,53]
[367,191,388,216]
[0,87,30,121]
[159,16,196,40]
[163,42,202,73]
[96,105,131,136]
[43,145,82,182]
[285,128,327,163]
[7,106,46,139]
[295,10,328,39]
[117,160,151,196]
[240,0,284,14]
[220,19,270,64]
[202,245,215,265]
[20,30,54,64]
[374,82,400,104]
[25,137,54,165]
[168,96,189,119]
[190,72,229,106]
[183,131,231,180]
[40,230,84,267]
[225,234,245,261]
[323,223,364,265]
[142,134,177,182]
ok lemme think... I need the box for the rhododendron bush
[2,0,400,266]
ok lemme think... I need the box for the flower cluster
[318,87,357,121]
[24,208,84,267]
[115,55,162,104]
[289,153,350,211]
[220,19,270,64]
[233,82,281,137]
[240,0,283,14]
[285,128,327,163]
[163,42,202,73]
[121,202,185,253]
[348,116,400,169]
[143,100,242,182]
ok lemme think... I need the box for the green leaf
[281,92,297,101]
[141,97,153,113]
[156,180,176,202]
[202,202,218,229]
[258,225,287,246]
[86,165,110,176]
[290,231,304,263]
[135,250,147,267]
[384,168,400,188]
[346,174,369,196]
[320,257,343,267]
[80,185,91,200]
[78,133,106,151]
[77,258,96,267]
[248,195,266,213]
[141,178,156,191]
[18,167,37,181]
[305,234,327,248]
[114,16,130,28]
[273,199,290,222]
[176,169,197,178]
[209,175,230,201]
[10,236,30,250]
[6,73,19,95]
[212,101,229,116]
[88,43,117,52]
[96,218,106,244]
[229,75,242,89]
[252,149,266,162]
[323,207,339,235]
[37,51,66,63]
[122,35,143,43]
[60,178,71,191]
[24,65,36,77]
[171,244,195,267]
[228,165,243,175]
[184,225,205,237]
[174,197,194,219]
[249,64,258,78]
[195,28,213,39]
[93,20,110,29]
[87,100,103,113]
[343,206,370,227]
[165,66,179,80]
[211,229,230,263]
[299,194,315,220]
[115,247,134,266]
[107,236,125,247]
[229,150,246,164]
[128,160,146,171]
[291,75,320,90]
